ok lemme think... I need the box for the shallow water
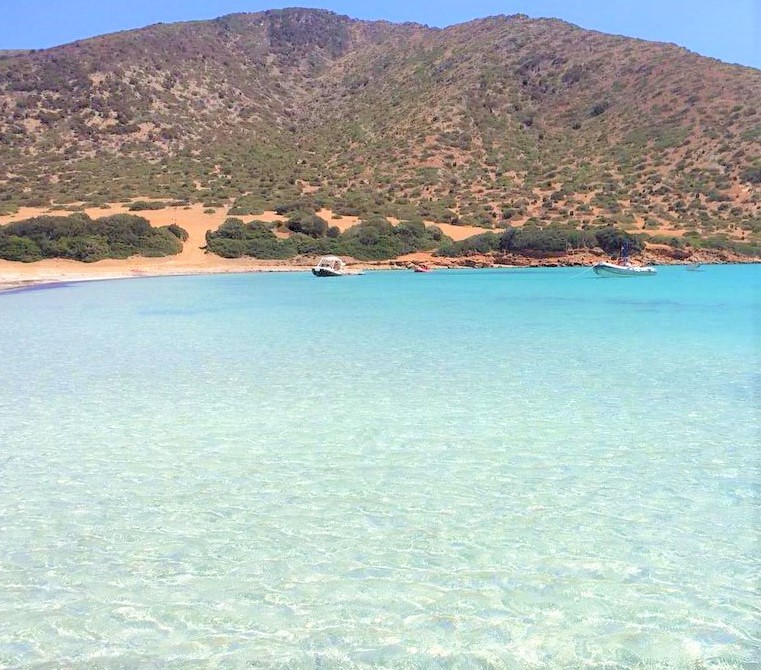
[0,265,759,668]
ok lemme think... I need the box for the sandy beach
[0,203,498,291]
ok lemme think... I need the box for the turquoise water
[0,265,758,669]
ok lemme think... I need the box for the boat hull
[593,262,656,277]
[312,255,346,277]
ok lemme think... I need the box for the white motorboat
[593,243,656,277]
[593,261,657,277]
[311,255,346,277]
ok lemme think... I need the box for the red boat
[413,264,431,273]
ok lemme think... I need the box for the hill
[1,8,759,252]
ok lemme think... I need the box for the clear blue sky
[2,0,759,69]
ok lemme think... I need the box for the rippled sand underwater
[1,266,759,668]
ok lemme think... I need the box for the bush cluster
[435,224,643,257]
[204,216,446,261]
[127,200,170,211]
[685,232,761,256]
[0,213,186,262]
[203,218,293,259]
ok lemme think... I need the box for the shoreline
[0,261,310,293]
[2,202,758,293]
[0,202,489,292]
[2,252,756,294]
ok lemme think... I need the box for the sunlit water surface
[0,265,759,669]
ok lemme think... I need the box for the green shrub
[128,200,168,211]
[0,213,182,262]
[164,224,189,241]
[288,234,334,256]
[228,194,268,216]
[59,235,112,262]
[435,232,500,257]
[274,199,320,215]
[593,226,644,254]
[418,201,459,223]
[205,218,295,259]
[338,216,443,260]
[0,235,43,262]
[285,212,329,238]
[686,234,761,256]
[499,224,597,253]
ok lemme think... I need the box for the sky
[1,0,759,70]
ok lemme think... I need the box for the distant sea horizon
[1,265,758,668]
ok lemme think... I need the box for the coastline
[2,248,755,294]
[0,258,312,293]
[1,202,757,293]
[0,202,489,292]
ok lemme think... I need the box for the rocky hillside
[1,8,759,244]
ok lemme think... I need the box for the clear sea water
[0,265,758,669]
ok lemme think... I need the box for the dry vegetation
[1,9,759,257]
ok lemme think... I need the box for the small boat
[413,264,431,273]
[686,262,703,272]
[311,255,346,277]
[593,244,656,277]
[593,261,657,277]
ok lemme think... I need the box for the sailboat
[593,244,656,277]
